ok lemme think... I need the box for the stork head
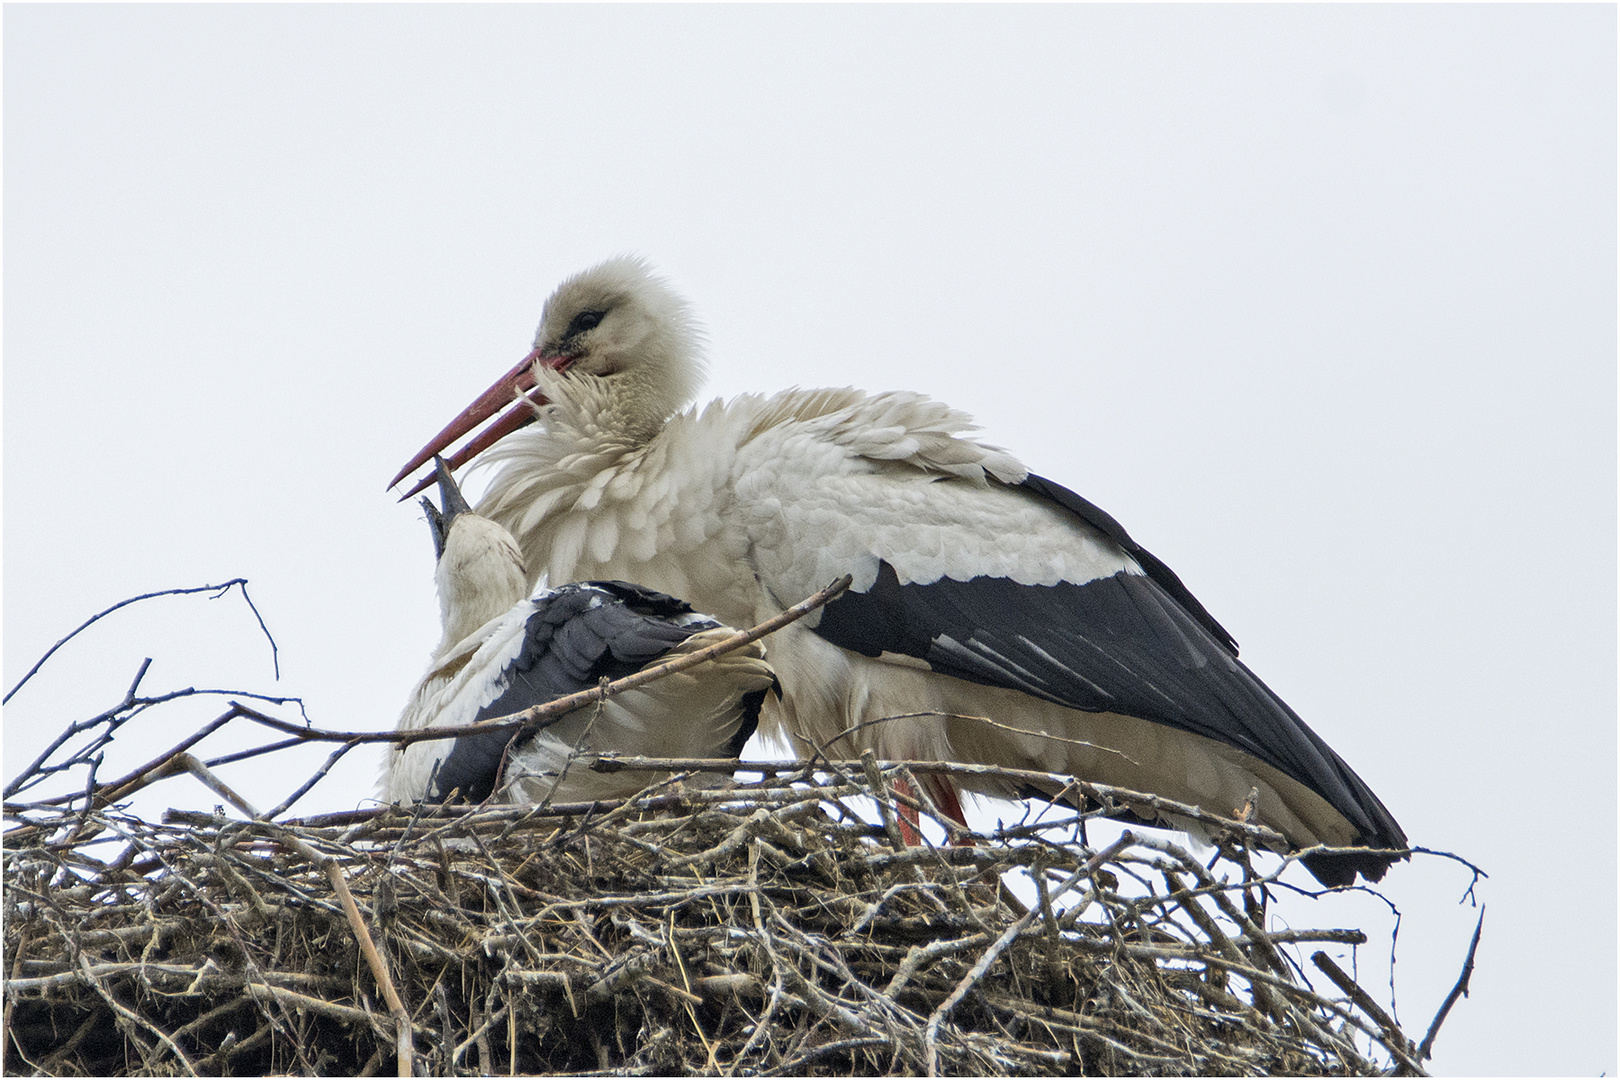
[535,257,705,415]
[391,257,705,497]
[421,456,528,653]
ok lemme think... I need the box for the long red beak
[390,347,550,499]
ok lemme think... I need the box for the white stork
[390,257,1407,885]
[379,457,777,806]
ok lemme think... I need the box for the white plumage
[392,257,1406,885]
[380,458,776,807]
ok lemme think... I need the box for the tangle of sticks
[4,578,1472,1076]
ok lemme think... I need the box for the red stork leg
[892,775,974,846]
[893,778,925,845]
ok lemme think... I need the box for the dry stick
[265,739,364,820]
[5,962,346,997]
[452,999,509,1068]
[3,579,273,706]
[205,736,306,768]
[1,928,27,1074]
[96,708,250,798]
[923,832,1134,1075]
[1311,951,1425,1075]
[1416,907,1485,1062]
[4,659,155,799]
[155,754,416,1077]
[1031,855,1062,978]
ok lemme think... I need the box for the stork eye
[567,310,606,337]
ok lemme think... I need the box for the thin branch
[230,575,854,752]
[6,688,306,802]
[5,579,275,705]
[4,658,156,799]
[1409,845,1490,897]
[1417,907,1485,1062]
[265,740,363,821]
[206,737,308,769]
[230,578,281,680]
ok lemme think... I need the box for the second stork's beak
[391,347,552,499]
[421,455,475,560]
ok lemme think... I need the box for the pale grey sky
[5,6,1614,1074]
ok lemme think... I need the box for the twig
[3,658,156,799]
[193,576,851,761]
[265,739,363,820]
[6,690,306,805]
[1312,951,1425,1075]
[4,579,276,705]
[1416,907,1485,1062]
[231,578,281,679]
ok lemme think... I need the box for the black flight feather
[427,582,724,803]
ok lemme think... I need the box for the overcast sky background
[4,6,1614,1074]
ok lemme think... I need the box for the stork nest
[4,753,1429,1077]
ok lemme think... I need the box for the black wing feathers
[426,730,509,803]
[1017,473,1238,654]
[474,582,717,724]
[428,582,720,802]
[813,497,1406,867]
